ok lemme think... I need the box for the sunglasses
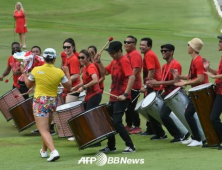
[160,50,170,53]
[78,56,85,60]
[63,46,71,49]
[124,41,135,45]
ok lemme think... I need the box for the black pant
[210,94,222,140]
[85,93,102,111]
[125,89,141,127]
[107,100,134,149]
[145,89,165,137]
[185,98,201,141]
[160,94,183,138]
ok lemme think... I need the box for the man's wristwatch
[123,93,128,97]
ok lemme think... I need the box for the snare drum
[141,91,188,135]
[68,104,116,150]
[9,97,35,132]
[54,101,85,137]
[164,87,206,141]
[78,91,86,101]
[189,83,221,146]
[0,88,25,121]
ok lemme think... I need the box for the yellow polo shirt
[30,64,66,98]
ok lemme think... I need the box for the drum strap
[162,59,175,82]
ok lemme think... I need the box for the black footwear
[99,146,116,153]
[50,130,56,136]
[122,146,136,153]
[218,145,222,150]
[31,129,39,134]
[170,137,184,143]
[150,134,167,140]
[141,130,154,136]
[88,142,101,148]
[184,132,190,140]
[202,144,220,148]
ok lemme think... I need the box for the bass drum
[189,83,221,146]
[9,97,35,132]
[54,101,85,137]
[68,104,116,150]
[0,88,24,121]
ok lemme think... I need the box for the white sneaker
[187,140,202,147]
[68,137,75,141]
[47,149,60,162]
[181,138,193,145]
[40,149,48,158]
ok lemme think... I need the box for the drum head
[135,99,143,110]
[188,83,213,92]
[56,101,83,112]
[141,92,156,108]
[164,87,181,100]
[79,91,86,97]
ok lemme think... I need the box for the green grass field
[1,0,222,169]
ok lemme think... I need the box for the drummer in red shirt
[95,41,136,153]
[174,38,208,147]
[88,45,105,91]
[140,37,166,139]
[0,42,22,89]
[72,49,102,110]
[123,35,143,134]
[60,38,79,67]
[62,38,81,103]
[204,34,222,150]
[147,44,189,142]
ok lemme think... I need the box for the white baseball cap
[43,48,56,59]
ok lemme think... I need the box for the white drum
[141,91,188,135]
[164,87,206,141]
[78,91,86,101]
[135,99,149,120]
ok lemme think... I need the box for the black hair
[141,37,152,48]
[127,35,137,43]
[88,45,97,53]
[11,42,20,47]
[44,56,54,63]
[31,46,41,53]
[63,38,76,53]
[79,49,91,62]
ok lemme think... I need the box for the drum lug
[194,95,198,99]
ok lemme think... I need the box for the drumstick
[103,91,118,99]
[67,91,79,95]
[14,91,30,98]
[131,92,141,103]
[98,37,113,54]
[5,74,13,83]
